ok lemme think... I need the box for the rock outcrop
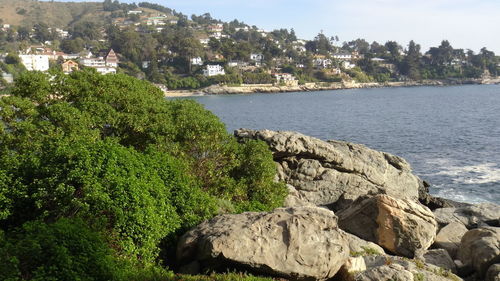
[337,195,437,258]
[458,227,500,278]
[234,129,423,211]
[177,206,349,281]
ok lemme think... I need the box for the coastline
[163,77,500,97]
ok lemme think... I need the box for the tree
[33,23,53,42]
[60,38,85,54]
[16,26,31,41]
[400,40,421,80]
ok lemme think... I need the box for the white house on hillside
[19,55,50,71]
[203,65,225,76]
[190,57,203,66]
[333,51,352,61]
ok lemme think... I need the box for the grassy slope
[0,0,107,28]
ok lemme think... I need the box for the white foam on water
[424,159,500,185]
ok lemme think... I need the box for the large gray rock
[458,227,500,278]
[234,129,422,211]
[433,203,500,229]
[177,206,349,280]
[338,195,437,258]
[434,222,469,259]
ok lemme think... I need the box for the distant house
[62,60,79,73]
[190,57,203,66]
[199,38,210,45]
[313,55,332,69]
[207,24,224,33]
[2,72,13,84]
[227,61,248,68]
[127,10,143,15]
[80,49,118,74]
[234,26,249,32]
[273,73,298,86]
[333,51,352,61]
[250,53,264,66]
[19,54,50,71]
[203,64,225,76]
[105,49,119,68]
[146,16,167,26]
[341,61,356,70]
[209,32,222,40]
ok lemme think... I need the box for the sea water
[187,85,500,204]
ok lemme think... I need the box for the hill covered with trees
[0,0,499,90]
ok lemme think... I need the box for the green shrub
[0,219,118,281]
[0,70,286,271]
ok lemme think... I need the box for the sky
[65,0,500,53]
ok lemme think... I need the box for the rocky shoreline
[164,77,500,97]
[176,129,500,281]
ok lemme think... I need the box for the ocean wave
[424,159,500,185]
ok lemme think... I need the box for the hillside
[0,0,127,28]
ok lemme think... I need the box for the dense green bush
[0,219,119,281]
[0,69,286,278]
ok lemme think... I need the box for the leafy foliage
[0,70,286,278]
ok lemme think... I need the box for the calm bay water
[185,85,500,204]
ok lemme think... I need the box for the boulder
[234,129,422,211]
[338,195,437,258]
[486,264,500,281]
[458,227,500,278]
[177,206,349,281]
[434,222,468,259]
[423,249,457,273]
[433,203,500,229]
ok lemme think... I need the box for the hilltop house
[207,24,224,33]
[62,60,79,73]
[203,65,225,76]
[250,53,264,66]
[333,51,352,61]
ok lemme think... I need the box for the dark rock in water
[458,227,500,278]
[337,194,437,258]
[177,206,349,281]
[234,129,422,211]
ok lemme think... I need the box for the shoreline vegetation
[163,77,500,97]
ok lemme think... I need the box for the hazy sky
[68,0,500,53]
